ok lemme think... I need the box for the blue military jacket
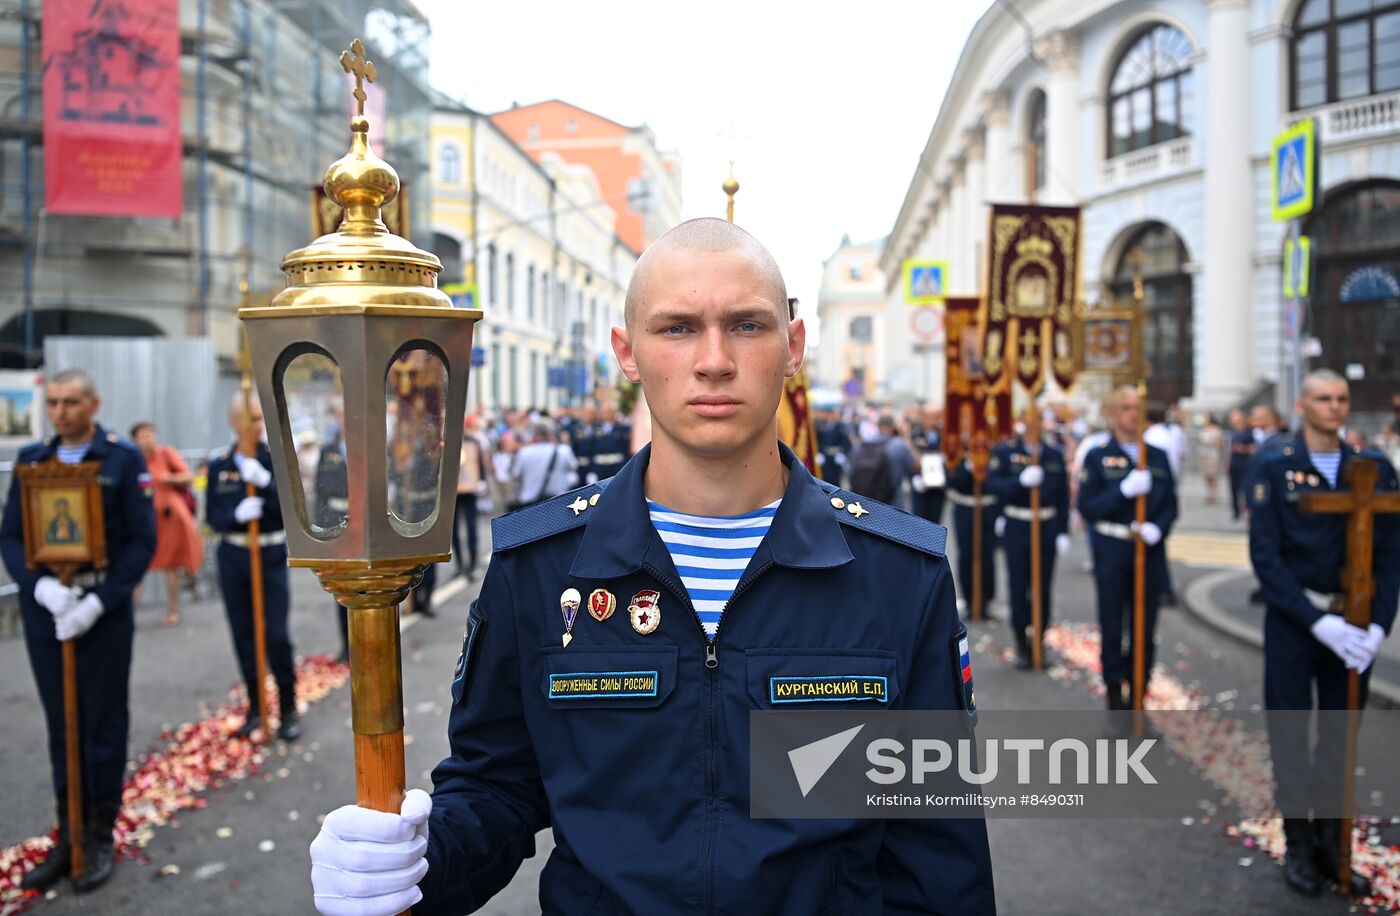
[588,422,631,481]
[984,437,1069,539]
[1076,437,1178,547]
[1248,433,1400,633]
[205,442,285,536]
[0,424,156,611]
[422,443,994,915]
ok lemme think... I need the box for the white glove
[311,788,431,916]
[1018,465,1045,488]
[35,576,80,617]
[234,454,273,489]
[1310,615,1371,670]
[1119,469,1152,499]
[234,496,264,524]
[910,475,927,493]
[1356,623,1387,673]
[55,593,103,642]
[994,516,1006,538]
[816,452,826,467]
[1130,520,1163,546]
[585,472,599,485]
[1056,533,1072,557]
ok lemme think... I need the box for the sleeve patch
[451,605,484,703]
[1252,480,1269,507]
[952,623,976,722]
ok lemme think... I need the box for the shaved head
[624,218,787,331]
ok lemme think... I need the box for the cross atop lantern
[239,37,481,819]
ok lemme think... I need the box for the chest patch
[768,675,889,704]
[549,669,660,700]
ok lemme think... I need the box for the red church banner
[943,296,1011,465]
[43,0,183,218]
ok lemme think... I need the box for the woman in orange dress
[132,422,204,625]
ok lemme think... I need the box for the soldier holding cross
[1248,368,1400,899]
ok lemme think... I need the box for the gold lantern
[240,39,481,818]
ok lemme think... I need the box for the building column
[1036,30,1081,205]
[964,127,987,287]
[982,90,1015,202]
[949,157,968,293]
[1198,0,1254,408]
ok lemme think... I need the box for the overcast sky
[421,1,987,339]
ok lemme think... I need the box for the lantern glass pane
[280,350,349,539]
[386,348,448,529]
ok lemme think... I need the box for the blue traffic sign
[1271,120,1316,222]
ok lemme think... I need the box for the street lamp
[240,39,480,821]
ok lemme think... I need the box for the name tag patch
[549,670,659,700]
[769,675,889,704]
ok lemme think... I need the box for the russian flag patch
[953,625,976,721]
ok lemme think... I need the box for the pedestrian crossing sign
[1271,120,1316,222]
[1283,235,1311,298]
[903,260,949,304]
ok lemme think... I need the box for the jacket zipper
[642,558,776,915]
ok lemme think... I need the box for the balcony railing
[1287,92,1400,144]
[1098,137,1195,193]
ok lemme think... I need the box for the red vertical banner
[43,0,183,218]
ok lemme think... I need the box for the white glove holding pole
[234,453,273,489]
[1310,615,1371,670]
[910,475,927,493]
[1119,469,1152,499]
[1018,465,1044,489]
[311,788,431,916]
[55,593,103,642]
[1055,533,1072,557]
[234,496,264,524]
[1355,623,1387,673]
[1130,520,1162,547]
[35,576,81,617]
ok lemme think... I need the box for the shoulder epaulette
[16,442,49,462]
[491,479,613,553]
[815,479,946,559]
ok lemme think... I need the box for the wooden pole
[1132,379,1148,737]
[1027,405,1044,672]
[239,348,270,739]
[60,614,84,877]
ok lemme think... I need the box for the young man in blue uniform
[985,408,1071,668]
[1249,368,1398,899]
[1,369,156,892]
[205,393,300,741]
[308,218,994,915]
[1076,386,1178,711]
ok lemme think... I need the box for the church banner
[943,296,1011,465]
[981,204,1081,394]
[43,0,183,217]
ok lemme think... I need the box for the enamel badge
[560,587,581,647]
[628,589,661,636]
[588,588,617,622]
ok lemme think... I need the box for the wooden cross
[340,38,377,118]
[1301,458,1400,892]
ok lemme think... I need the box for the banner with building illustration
[981,204,1081,394]
[943,296,1011,463]
[43,0,183,217]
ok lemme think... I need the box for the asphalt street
[1,479,1393,914]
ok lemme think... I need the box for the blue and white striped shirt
[1312,451,1341,488]
[647,499,780,638]
[56,442,91,465]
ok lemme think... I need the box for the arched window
[1304,180,1400,410]
[1109,223,1194,405]
[1107,24,1194,157]
[1292,0,1400,110]
[438,143,462,185]
[1026,90,1047,197]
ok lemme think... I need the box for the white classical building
[882,0,1400,415]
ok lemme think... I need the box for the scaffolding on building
[0,0,435,369]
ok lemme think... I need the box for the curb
[1179,566,1400,709]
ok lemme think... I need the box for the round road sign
[909,306,942,341]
